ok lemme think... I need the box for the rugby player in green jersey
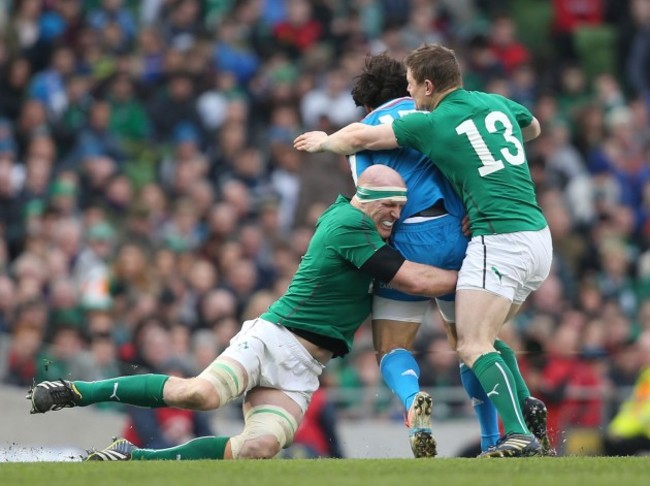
[27,165,458,461]
[295,44,553,458]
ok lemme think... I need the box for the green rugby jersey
[392,89,547,236]
[261,195,386,354]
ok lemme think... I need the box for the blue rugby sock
[460,363,500,451]
[379,348,421,411]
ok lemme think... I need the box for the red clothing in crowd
[541,356,604,446]
[293,388,331,456]
[123,408,196,447]
[552,0,605,33]
[272,19,323,54]
[490,43,530,74]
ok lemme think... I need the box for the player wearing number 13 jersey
[294,43,554,457]
[392,90,547,236]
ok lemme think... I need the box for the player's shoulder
[321,198,363,225]
[465,89,514,108]
[363,97,416,124]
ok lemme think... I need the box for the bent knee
[237,436,281,459]
[169,377,220,410]
[230,404,298,458]
[456,341,492,368]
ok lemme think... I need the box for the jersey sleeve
[392,111,430,154]
[329,218,386,269]
[500,96,534,128]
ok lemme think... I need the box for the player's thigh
[197,319,264,405]
[455,288,511,348]
[243,387,303,425]
[371,296,428,353]
[253,319,324,413]
[457,229,552,304]
[435,297,456,324]
[231,387,303,458]
[371,320,420,354]
[512,227,553,303]
[433,295,460,349]
[206,318,323,413]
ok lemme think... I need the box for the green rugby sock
[73,374,169,407]
[494,339,531,404]
[132,436,229,460]
[472,352,530,435]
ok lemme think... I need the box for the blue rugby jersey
[348,97,465,222]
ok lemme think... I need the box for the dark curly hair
[351,53,408,110]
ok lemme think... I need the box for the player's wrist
[319,137,330,152]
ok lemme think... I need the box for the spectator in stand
[337,340,392,420]
[0,275,16,333]
[627,0,650,112]
[88,0,138,46]
[462,33,506,91]
[550,0,606,65]
[27,45,76,120]
[400,2,446,50]
[300,67,363,129]
[488,13,531,75]
[271,0,325,61]
[5,0,57,72]
[36,322,86,382]
[159,0,206,53]
[0,57,32,122]
[286,377,344,458]
[603,331,650,456]
[537,318,606,450]
[146,71,205,146]
[2,321,42,387]
[134,26,166,89]
[106,72,152,147]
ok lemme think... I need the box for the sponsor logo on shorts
[491,266,504,283]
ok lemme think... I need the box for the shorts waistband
[412,200,447,218]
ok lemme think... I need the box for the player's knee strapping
[229,405,299,459]
[197,358,247,406]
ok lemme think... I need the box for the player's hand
[461,215,471,236]
[294,131,328,153]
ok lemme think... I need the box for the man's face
[406,68,430,110]
[362,199,404,239]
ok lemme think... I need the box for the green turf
[0,457,648,486]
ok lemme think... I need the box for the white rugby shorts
[372,296,457,324]
[457,226,553,303]
[219,318,325,412]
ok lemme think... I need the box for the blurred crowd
[1,0,650,456]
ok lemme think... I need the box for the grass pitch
[0,457,648,486]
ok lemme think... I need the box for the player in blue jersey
[349,53,498,457]
[347,53,552,457]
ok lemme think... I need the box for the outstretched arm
[294,123,398,155]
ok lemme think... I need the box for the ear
[424,80,435,96]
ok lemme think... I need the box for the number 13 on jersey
[455,111,525,177]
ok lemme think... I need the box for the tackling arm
[389,260,457,298]
[360,246,457,298]
[294,123,398,155]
